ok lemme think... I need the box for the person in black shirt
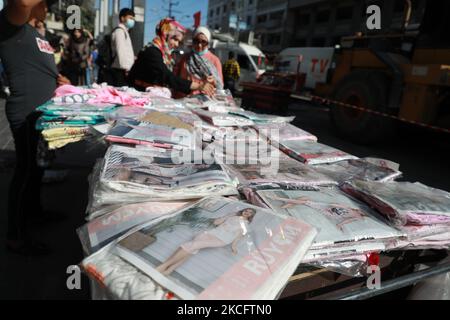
[0,0,71,256]
[128,18,215,96]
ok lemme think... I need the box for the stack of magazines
[278,140,358,165]
[255,122,318,143]
[100,196,318,299]
[193,109,255,127]
[313,158,402,184]
[224,158,336,189]
[78,200,192,255]
[97,145,238,202]
[256,188,403,262]
[341,181,450,250]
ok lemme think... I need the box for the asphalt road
[0,97,449,299]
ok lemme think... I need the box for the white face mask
[125,18,135,29]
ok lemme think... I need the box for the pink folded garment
[105,136,175,149]
[54,85,149,107]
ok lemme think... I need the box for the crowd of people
[0,0,242,256]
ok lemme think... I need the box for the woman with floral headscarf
[174,26,223,98]
[128,18,215,96]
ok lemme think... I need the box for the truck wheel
[330,70,395,144]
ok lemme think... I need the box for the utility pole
[168,0,180,19]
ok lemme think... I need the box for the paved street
[0,97,449,299]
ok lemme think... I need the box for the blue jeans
[86,68,92,86]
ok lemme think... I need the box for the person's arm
[83,29,93,41]
[235,61,241,79]
[5,0,43,26]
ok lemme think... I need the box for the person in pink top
[174,26,223,98]
[156,208,256,276]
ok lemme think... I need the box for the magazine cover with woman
[114,197,317,300]
[256,188,403,261]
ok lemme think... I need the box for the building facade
[207,0,258,34]
[253,0,427,53]
[254,0,289,53]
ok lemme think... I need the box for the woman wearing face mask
[174,26,223,98]
[128,18,215,97]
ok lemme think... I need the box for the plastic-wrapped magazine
[113,196,316,300]
[138,111,194,132]
[255,123,318,142]
[147,96,186,111]
[313,158,402,184]
[106,106,148,121]
[341,181,450,226]
[81,246,178,300]
[193,109,255,127]
[210,137,290,165]
[184,90,238,110]
[225,159,336,188]
[100,145,237,199]
[202,124,259,143]
[256,188,403,260]
[229,110,295,124]
[385,224,450,250]
[105,120,196,149]
[78,201,192,255]
[278,140,357,165]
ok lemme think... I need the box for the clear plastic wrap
[112,196,317,299]
[78,200,192,255]
[228,109,295,124]
[105,119,198,149]
[256,188,403,261]
[96,145,238,202]
[192,109,255,127]
[313,158,402,184]
[304,254,370,277]
[278,140,358,165]
[224,158,337,188]
[341,180,450,226]
[255,122,318,143]
[81,245,179,300]
[183,90,239,110]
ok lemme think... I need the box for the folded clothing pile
[41,126,91,150]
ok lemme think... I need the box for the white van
[212,41,267,90]
[274,47,335,89]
